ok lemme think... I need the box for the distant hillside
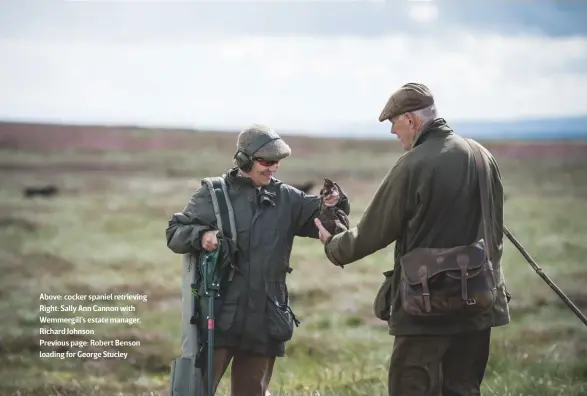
[1,115,586,141]
[320,116,587,140]
[1,120,586,161]
[452,116,587,140]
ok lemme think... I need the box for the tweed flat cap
[378,82,435,122]
[236,124,292,161]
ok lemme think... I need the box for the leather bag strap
[465,139,493,262]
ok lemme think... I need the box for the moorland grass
[0,132,586,395]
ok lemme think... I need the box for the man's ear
[404,112,414,125]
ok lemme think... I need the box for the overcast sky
[1,0,586,134]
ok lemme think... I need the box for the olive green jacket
[324,118,510,336]
[166,167,350,356]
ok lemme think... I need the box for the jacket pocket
[198,292,240,333]
[216,300,239,332]
[266,295,300,342]
[373,270,394,321]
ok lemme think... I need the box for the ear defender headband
[234,130,281,172]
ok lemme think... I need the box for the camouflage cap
[378,82,435,122]
[236,123,292,161]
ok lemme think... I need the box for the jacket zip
[240,192,262,338]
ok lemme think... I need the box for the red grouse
[318,178,350,236]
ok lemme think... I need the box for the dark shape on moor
[290,181,315,194]
[23,185,59,199]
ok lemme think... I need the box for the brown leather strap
[457,253,470,301]
[465,139,493,262]
[418,266,432,312]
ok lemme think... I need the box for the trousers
[206,348,276,396]
[388,328,491,396]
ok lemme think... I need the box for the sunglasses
[253,158,280,167]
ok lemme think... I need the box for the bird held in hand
[318,178,350,235]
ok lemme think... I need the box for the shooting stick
[504,226,587,328]
[199,240,223,396]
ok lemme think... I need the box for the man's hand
[314,218,332,245]
[314,218,345,269]
[322,186,340,207]
[201,230,219,251]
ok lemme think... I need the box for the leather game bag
[399,139,498,319]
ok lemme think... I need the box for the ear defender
[234,150,253,172]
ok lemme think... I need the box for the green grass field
[1,126,586,395]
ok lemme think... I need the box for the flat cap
[236,124,291,161]
[378,82,434,122]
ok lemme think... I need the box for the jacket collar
[226,167,255,188]
[411,118,453,149]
